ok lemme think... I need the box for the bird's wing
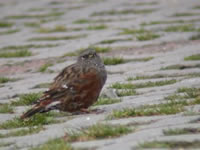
[37,64,101,104]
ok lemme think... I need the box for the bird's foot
[71,109,90,115]
[81,108,104,114]
[80,108,91,113]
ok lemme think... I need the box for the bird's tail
[20,99,61,119]
[20,105,44,119]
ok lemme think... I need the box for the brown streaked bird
[21,48,107,119]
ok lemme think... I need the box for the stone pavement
[0,0,200,149]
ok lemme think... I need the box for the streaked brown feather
[20,49,107,119]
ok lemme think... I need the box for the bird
[20,48,107,119]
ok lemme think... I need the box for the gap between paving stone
[0,114,105,149]
[72,115,199,150]
[1,0,200,149]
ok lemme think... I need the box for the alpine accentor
[21,48,107,119]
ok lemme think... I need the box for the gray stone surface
[0,0,200,149]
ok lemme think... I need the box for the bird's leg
[80,108,91,113]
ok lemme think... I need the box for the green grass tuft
[28,8,45,12]
[92,9,156,16]
[38,63,53,72]
[87,24,107,30]
[135,2,158,5]
[184,54,200,61]
[127,77,135,81]
[164,24,196,32]
[11,92,42,106]
[31,138,73,150]
[190,34,200,40]
[28,35,85,41]
[92,46,111,53]
[116,89,137,97]
[49,1,63,5]
[128,74,168,81]
[1,44,59,51]
[37,25,67,33]
[0,104,14,113]
[187,72,200,78]
[136,32,160,41]
[120,28,148,34]
[73,19,91,24]
[128,73,200,81]
[131,57,154,62]
[120,28,160,41]
[93,97,121,106]
[173,12,199,17]
[62,51,78,57]
[193,5,200,9]
[0,50,32,58]
[164,88,200,106]
[161,64,200,70]
[74,18,113,24]
[0,126,43,138]
[139,140,200,148]
[177,87,200,99]
[108,100,186,119]
[0,29,19,35]
[32,82,51,89]
[111,80,177,89]
[163,128,200,136]
[108,88,200,119]
[0,113,57,129]
[0,21,13,28]
[165,87,200,104]
[24,22,41,28]
[99,38,132,44]
[103,57,125,65]
[143,19,200,26]
[66,124,132,142]
[0,77,18,84]
[111,82,134,89]
[0,142,13,147]
[161,64,186,70]
[141,20,187,26]
[5,12,64,19]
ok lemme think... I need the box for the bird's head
[78,48,102,65]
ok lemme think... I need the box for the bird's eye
[82,55,87,59]
[81,53,95,60]
[88,54,94,58]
